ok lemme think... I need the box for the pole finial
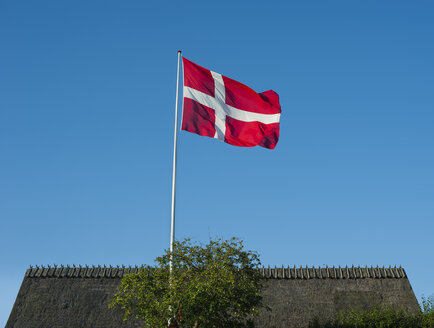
[177,50,182,53]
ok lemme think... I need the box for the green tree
[421,294,434,327]
[309,294,434,328]
[110,238,265,328]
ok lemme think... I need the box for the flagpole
[170,50,182,274]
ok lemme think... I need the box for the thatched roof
[6,265,420,328]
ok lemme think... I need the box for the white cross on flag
[181,58,281,149]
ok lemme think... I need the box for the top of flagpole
[178,50,182,53]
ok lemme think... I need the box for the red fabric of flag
[181,57,281,149]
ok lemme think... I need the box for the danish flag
[181,58,281,149]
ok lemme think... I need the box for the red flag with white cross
[181,58,281,149]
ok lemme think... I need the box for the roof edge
[24,265,407,280]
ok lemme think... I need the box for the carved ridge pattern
[25,265,407,279]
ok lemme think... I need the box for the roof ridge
[25,265,407,280]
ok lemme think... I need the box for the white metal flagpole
[170,50,182,273]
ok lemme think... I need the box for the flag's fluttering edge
[181,58,281,149]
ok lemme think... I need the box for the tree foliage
[309,295,434,328]
[110,238,265,328]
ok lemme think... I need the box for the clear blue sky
[1,0,433,325]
